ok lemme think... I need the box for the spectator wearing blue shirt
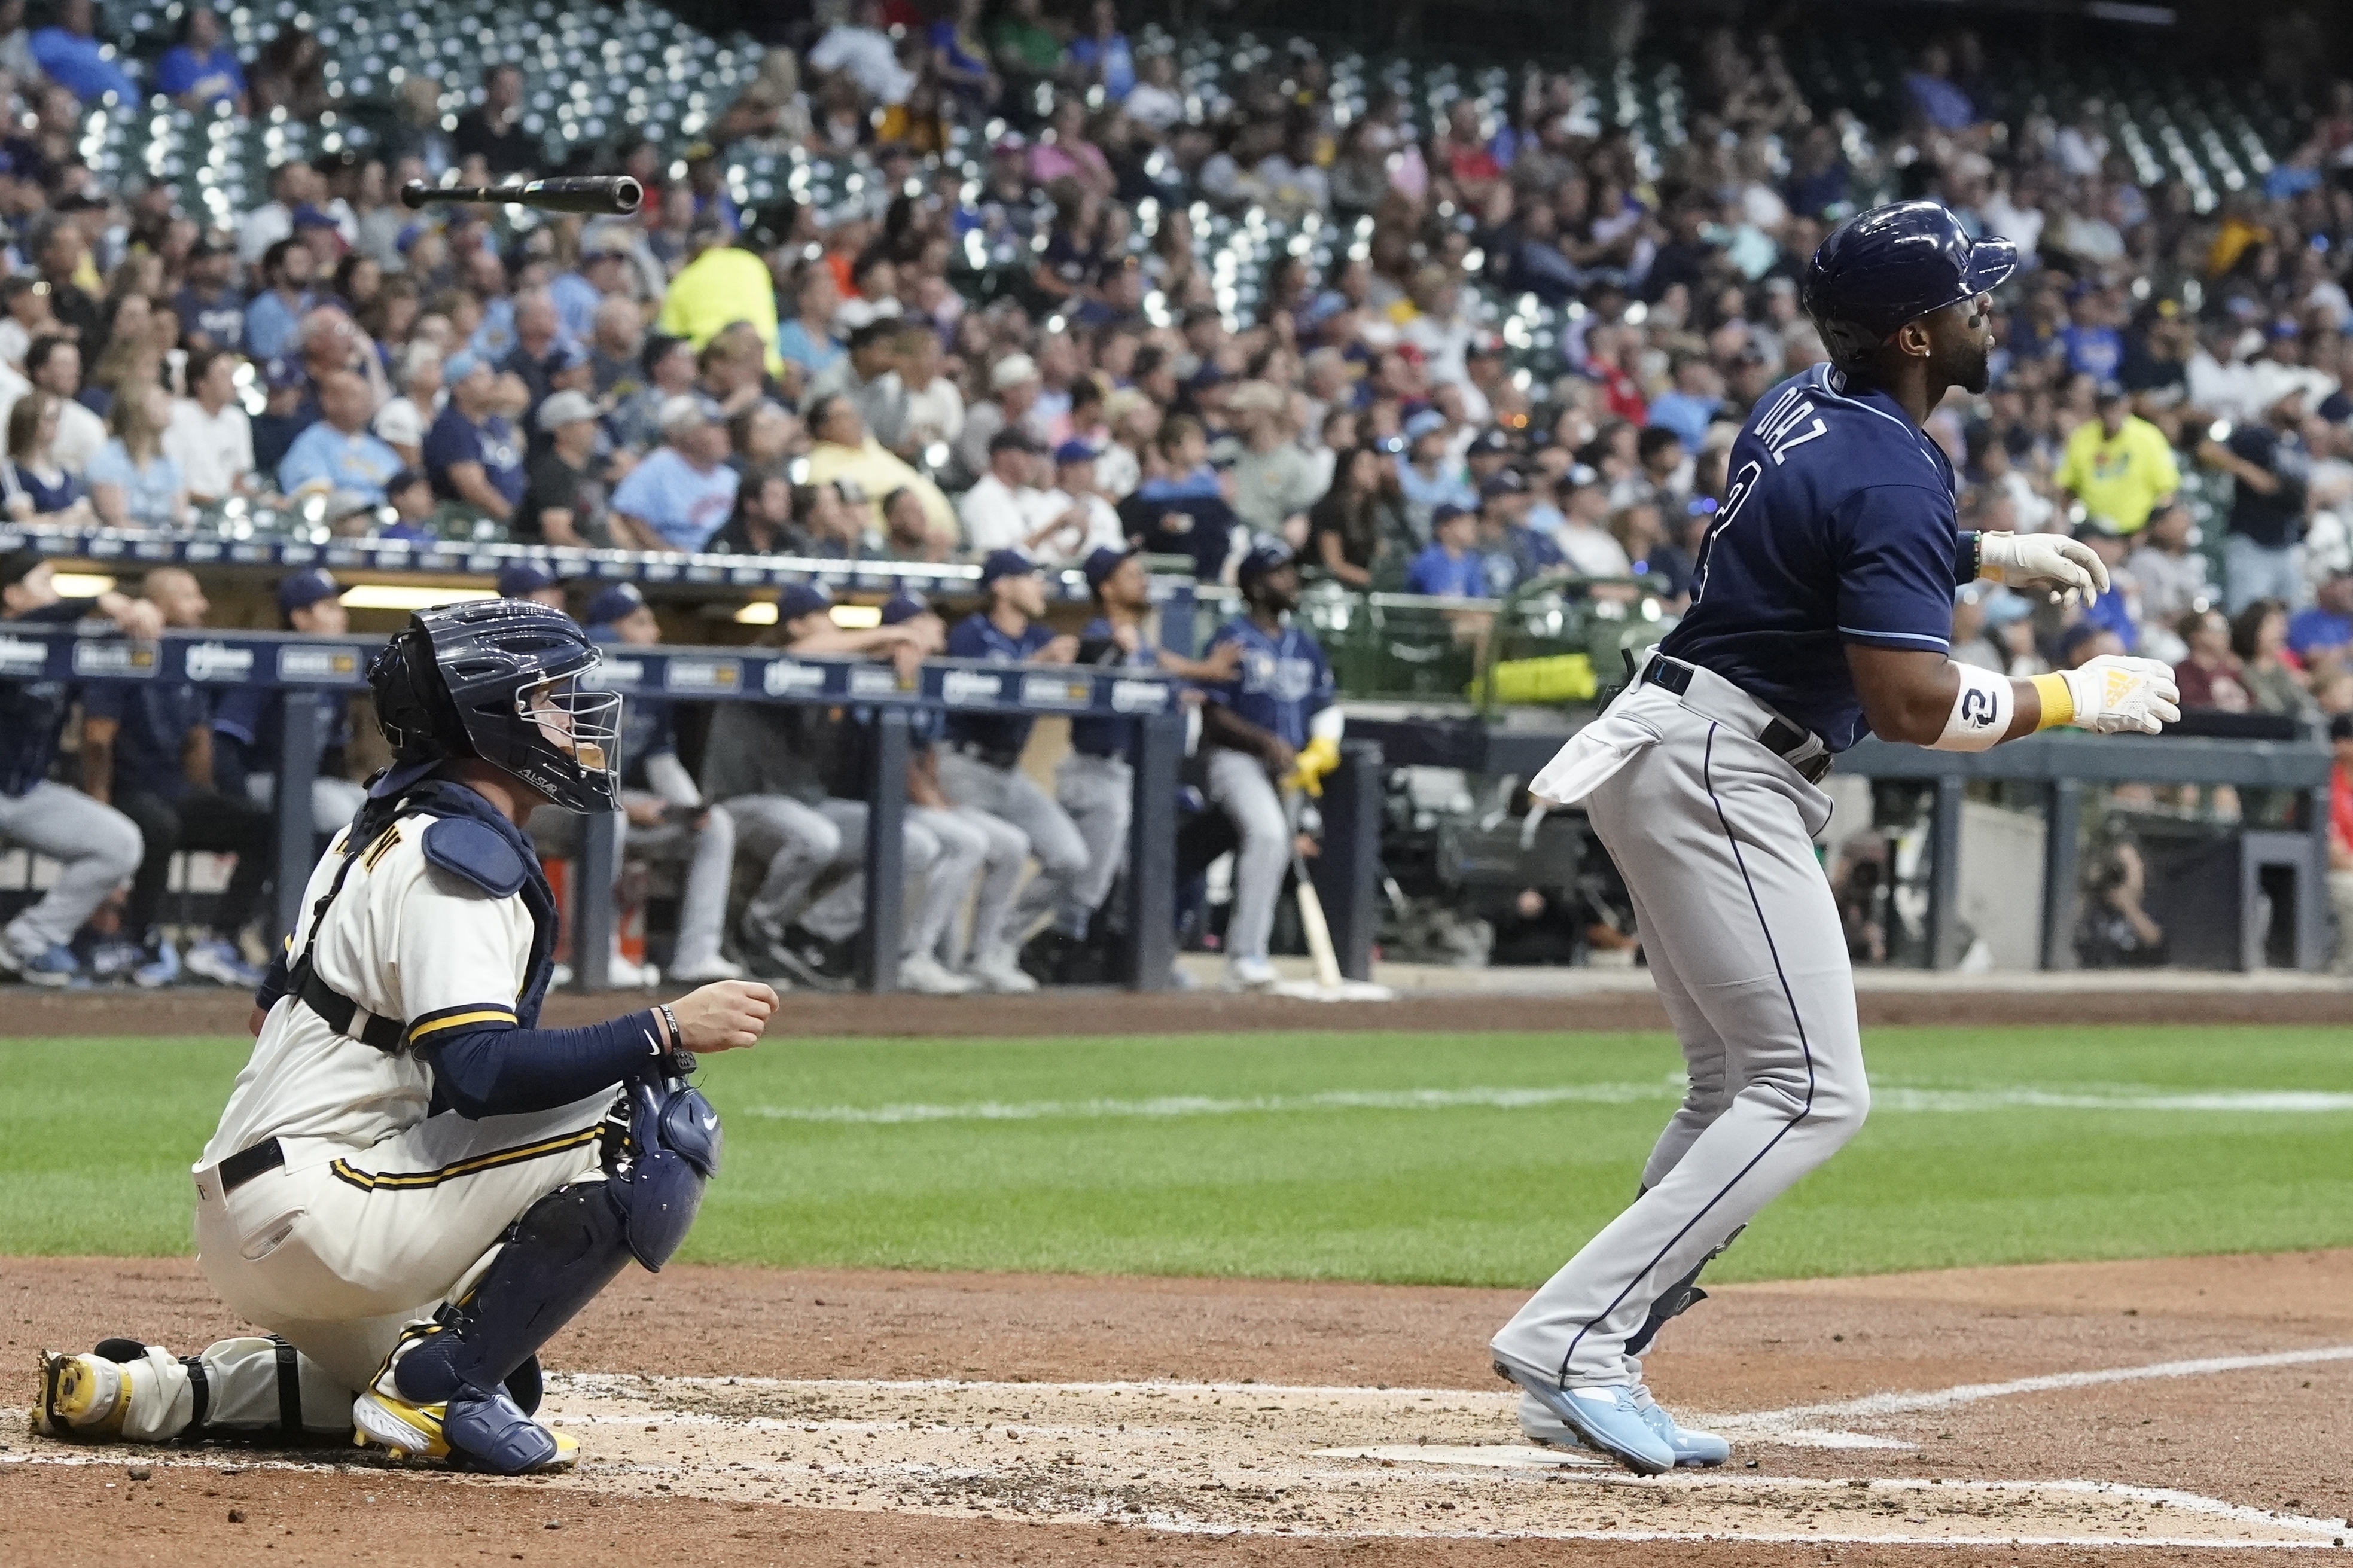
[155,6,246,111]
[86,384,186,531]
[1405,504,1486,597]
[1903,42,1976,132]
[30,0,138,106]
[1474,468,1563,597]
[2058,290,2123,383]
[421,350,526,523]
[278,369,403,504]
[775,265,847,382]
[1643,355,1726,450]
[1394,411,1476,542]
[2287,571,2353,663]
[548,237,628,346]
[172,237,245,350]
[1066,0,1135,99]
[242,238,316,363]
[608,396,740,552]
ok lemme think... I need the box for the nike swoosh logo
[699,1112,717,1129]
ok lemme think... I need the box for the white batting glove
[1979,531,2110,606]
[2056,655,2181,736]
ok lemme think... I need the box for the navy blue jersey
[211,686,352,797]
[944,612,1056,755]
[1203,615,1334,750]
[1068,614,1158,758]
[1656,364,1965,751]
[82,678,209,801]
[0,597,92,797]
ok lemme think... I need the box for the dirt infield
[11,1251,2352,1564]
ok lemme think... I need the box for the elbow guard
[1928,662,2012,752]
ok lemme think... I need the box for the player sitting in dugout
[36,599,776,1475]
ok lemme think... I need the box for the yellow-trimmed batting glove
[1287,735,1342,796]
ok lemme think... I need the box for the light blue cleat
[1496,1363,1674,1475]
[1632,1385,1731,1467]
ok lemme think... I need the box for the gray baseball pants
[938,804,1030,969]
[1491,668,1868,1390]
[935,749,1087,959]
[0,780,143,956]
[1055,750,1132,935]
[1205,746,1288,963]
[727,794,843,937]
[617,801,736,974]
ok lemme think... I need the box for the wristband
[1928,661,2013,752]
[655,1003,681,1053]
[2029,672,2075,731]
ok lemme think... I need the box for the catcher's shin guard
[391,1181,633,1408]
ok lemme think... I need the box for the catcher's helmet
[1801,200,2017,368]
[367,598,621,813]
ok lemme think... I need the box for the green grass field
[7,1025,2352,1285]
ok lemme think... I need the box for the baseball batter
[35,599,776,1474]
[1491,203,2181,1474]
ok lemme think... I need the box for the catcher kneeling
[34,600,776,1474]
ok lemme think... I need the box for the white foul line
[745,1082,2353,1125]
[1712,1343,2353,1447]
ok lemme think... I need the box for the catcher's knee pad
[606,1077,721,1271]
[392,1182,633,1407]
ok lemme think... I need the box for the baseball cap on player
[1236,539,1295,590]
[980,548,1037,586]
[1801,200,2017,369]
[276,568,340,617]
[775,581,834,626]
[584,582,647,629]
[496,560,559,599]
[1083,544,1138,593]
[879,593,931,626]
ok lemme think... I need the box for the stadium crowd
[3,1,2353,985]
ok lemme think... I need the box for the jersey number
[1691,460,1763,605]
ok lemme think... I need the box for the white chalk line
[744,1081,2353,1125]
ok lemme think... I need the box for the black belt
[950,740,1023,770]
[295,962,404,1053]
[218,1137,285,1195]
[1640,657,1832,784]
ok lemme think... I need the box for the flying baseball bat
[399,176,644,216]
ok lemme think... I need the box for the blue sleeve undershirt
[419,1011,667,1120]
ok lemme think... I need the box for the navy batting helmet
[1801,200,2017,368]
[368,599,622,813]
[1236,538,1295,591]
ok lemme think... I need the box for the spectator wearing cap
[277,368,402,505]
[495,559,566,609]
[1643,355,1724,452]
[608,396,739,553]
[422,350,526,525]
[1406,503,1486,597]
[22,337,105,477]
[516,391,608,548]
[803,391,956,545]
[1226,380,1320,542]
[2197,384,2313,612]
[807,318,912,453]
[700,579,943,987]
[1474,468,1562,597]
[583,581,743,987]
[2288,568,2353,664]
[160,346,254,508]
[934,549,1087,993]
[169,239,244,353]
[29,0,138,107]
[1038,441,1126,566]
[211,568,365,836]
[371,343,441,470]
[655,215,781,376]
[157,6,246,112]
[1461,426,1517,495]
[960,428,1085,560]
[243,238,317,364]
[2056,385,2180,538]
[956,352,1044,484]
[1394,408,1475,542]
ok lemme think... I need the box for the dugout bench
[2,623,1205,993]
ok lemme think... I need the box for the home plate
[14,1375,2343,1547]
